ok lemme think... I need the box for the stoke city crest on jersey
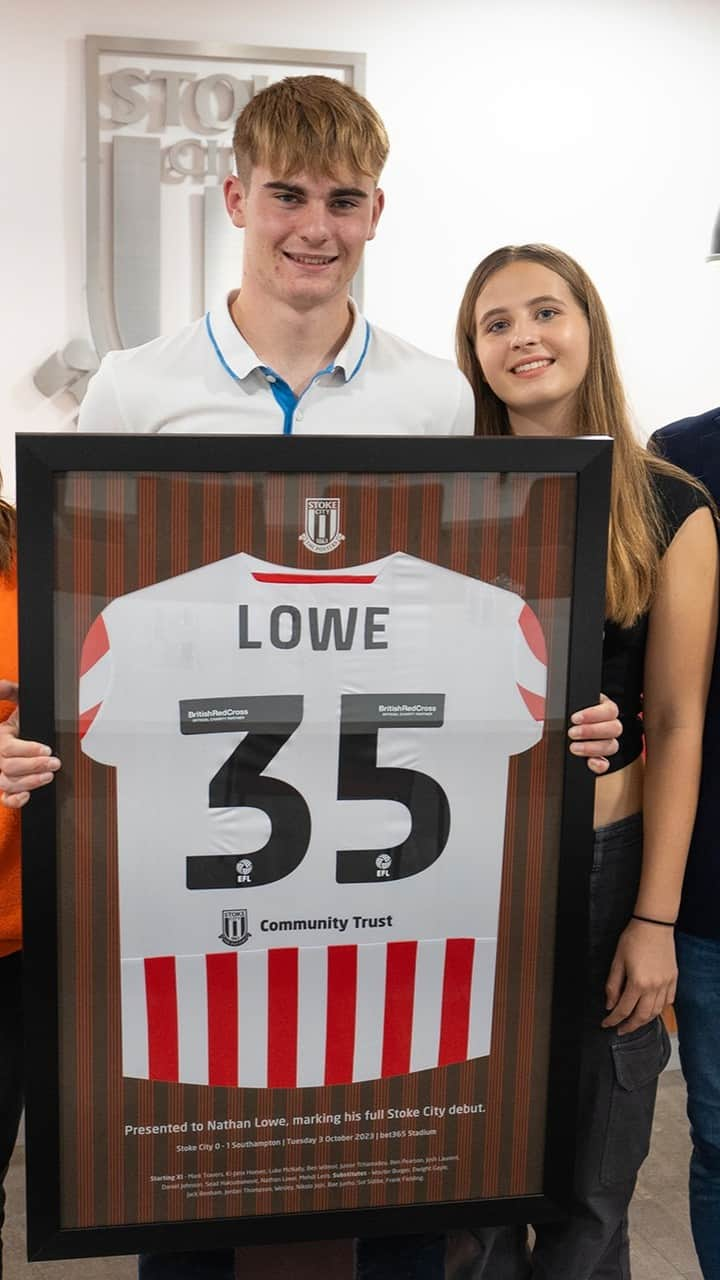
[220,908,250,947]
[299,498,346,554]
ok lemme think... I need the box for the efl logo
[299,498,346,554]
[236,858,253,885]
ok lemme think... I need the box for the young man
[651,408,720,1280]
[0,76,620,1280]
[77,75,473,439]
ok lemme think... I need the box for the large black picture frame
[17,433,612,1261]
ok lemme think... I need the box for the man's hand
[567,694,622,774]
[0,680,61,809]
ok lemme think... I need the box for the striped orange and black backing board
[53,469,576,1230]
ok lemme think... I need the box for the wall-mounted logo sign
[34,36,365,402]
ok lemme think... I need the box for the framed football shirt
[79,551,546,1088]
[17,435,611,1259]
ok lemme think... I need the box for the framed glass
[16,434,611,1259]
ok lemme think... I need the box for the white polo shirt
[78,296,474,436]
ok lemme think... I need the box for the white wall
[3,0,720,495]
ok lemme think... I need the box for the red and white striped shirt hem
[121,937,496,1087]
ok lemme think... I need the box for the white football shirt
[79,552,546,1088]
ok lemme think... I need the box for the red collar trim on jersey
[252,573,377,584]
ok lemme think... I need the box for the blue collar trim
[205,311,243,383]
[346,320,371,383]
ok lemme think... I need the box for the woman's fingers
[0,730,60,798]
[568,696,622,772]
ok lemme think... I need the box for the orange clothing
[0,565,20,957]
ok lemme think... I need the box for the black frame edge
[542,441,614,1207]
[16,435,64,1256]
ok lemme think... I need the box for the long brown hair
[0,473,16,575]
[456,244,706,627]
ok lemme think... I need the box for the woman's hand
[601,918,677,1034]
[0,680,60,809]
[568,694,622,774]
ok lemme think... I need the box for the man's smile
[283,251,339,267]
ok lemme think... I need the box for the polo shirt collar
[206,293,263,382]
[206,294,370,385]
[332,299,371,382]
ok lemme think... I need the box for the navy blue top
[651,408,720,939]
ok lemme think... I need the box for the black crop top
[601,468,711,772]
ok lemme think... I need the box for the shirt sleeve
[449,370,476,436]
[512,600,547,751]
[78,610,116,762]
[77,354,130,433]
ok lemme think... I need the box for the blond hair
[456,244,708,627]
[232,76,389,185]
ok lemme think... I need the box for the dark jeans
[675,929,720,1280]
[0,950,24,1280]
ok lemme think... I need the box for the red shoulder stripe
[78,701,102,740]
[517,683,545,722]
[518,603,547,666]
[79,614,109,676]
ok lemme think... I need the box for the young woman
[448,244,718,1278]
[0,485,20,1280]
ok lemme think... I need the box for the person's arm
[602,505,718,1033]
[77,355,128,433]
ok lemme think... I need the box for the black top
[601,466,711,772]
[651,409,720,939]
